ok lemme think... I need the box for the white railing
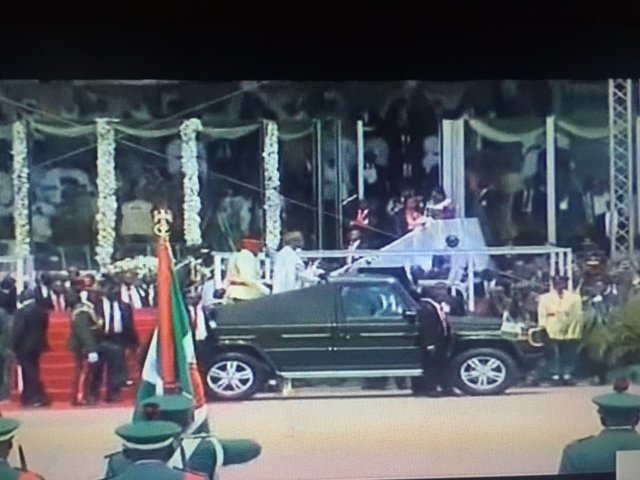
[206,246,573,313]
[0,255,35,293]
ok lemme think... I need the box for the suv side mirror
[403,309,418,323]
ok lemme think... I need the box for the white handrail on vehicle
[206,246,573,312]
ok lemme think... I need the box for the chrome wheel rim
[459,356,507,391]
[207,360,254,396]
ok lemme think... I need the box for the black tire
[205,352,263,401]
[450,348,518,396]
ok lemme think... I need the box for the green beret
[593,378,640,413]
[0,418,20,442]
[116,420,181,450]
[139,394,194,429]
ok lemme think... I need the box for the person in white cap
[272,232,322,294]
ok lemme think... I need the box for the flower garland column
[263,121,281,252]
[11,120,30,256]
[180,118,203,246]
[95,119,118,271]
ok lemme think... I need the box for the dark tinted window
[341,285,408,320]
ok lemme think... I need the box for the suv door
[333,283,422,370]
[258,285,337,372]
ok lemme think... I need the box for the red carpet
[10,308,157,408]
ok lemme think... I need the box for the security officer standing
[104,396,261,480]
[101,417,206,480]
[11,291,51,407]
[559,378,640,474]
[0,414,45,479]
[414,284,454,397]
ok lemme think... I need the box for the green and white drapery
[3,119,267,269]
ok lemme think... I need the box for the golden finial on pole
[153,208,173,240]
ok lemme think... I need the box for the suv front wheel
[205,352,263,401]
[450,348,517,396]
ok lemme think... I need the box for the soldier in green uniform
[0,415,45,479]
[101,419,206,480]
[559,378,640,474]
[67,292,104,405]
[104,396,261,480]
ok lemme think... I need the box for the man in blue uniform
[559,378,640,474]
[104,395,261,479]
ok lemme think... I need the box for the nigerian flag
[134,240,207,430]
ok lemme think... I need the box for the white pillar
[545,116,557,245]
[213,254,222,288]
[467,259,475,313]
[356,120,365,200]
[550,252,557,277]
[442,118,465,217]
[636,116,640,238]
[567,249,574,291]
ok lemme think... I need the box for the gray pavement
[7,385,612,480]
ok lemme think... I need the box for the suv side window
[341,285,407,320]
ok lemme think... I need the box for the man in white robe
[272,232,322,294]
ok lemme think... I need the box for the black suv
[202,275,544,401]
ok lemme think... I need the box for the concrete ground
[5,384,619,480]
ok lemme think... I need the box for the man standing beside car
[414,284,455,397]
[223,238,270,304]
[538,275,583,385]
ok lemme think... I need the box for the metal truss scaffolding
[608,79,635,260]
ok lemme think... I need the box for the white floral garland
[262,121,281,251]
[106,255,158,278]
[95,119,118,271]
[11,121,30,256]
[180,119,203,246]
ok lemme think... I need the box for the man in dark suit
[33,272,53,310]
[47,279,69,313]
[512,177,547,245]
[414,284,455,397]
[95,285,138,402]
[0,276,16,400]
[344,228,372,266]
[11,290,51,407]
[120,271,150,309]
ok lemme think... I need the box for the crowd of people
[0,268,157,406]
[0,204,632,409]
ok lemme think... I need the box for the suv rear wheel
[205,352,263,401]
[450,348,517,396]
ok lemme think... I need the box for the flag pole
[154,208,178,393]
